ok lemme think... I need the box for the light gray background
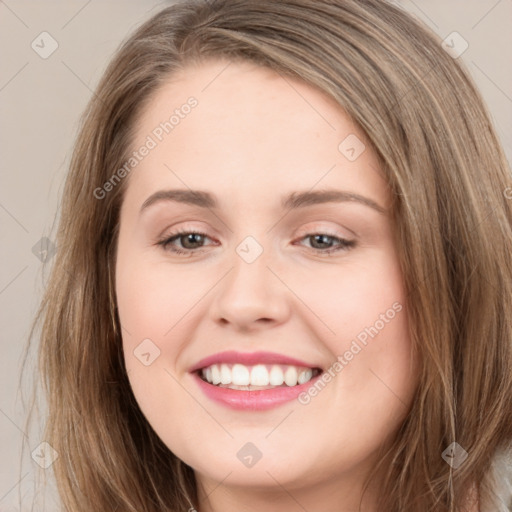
[1,0,511,509]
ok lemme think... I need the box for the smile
[189,350,325,410]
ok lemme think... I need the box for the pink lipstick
[189,350,324,411]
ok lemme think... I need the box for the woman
[24,0,512,510]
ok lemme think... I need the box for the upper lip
[188,350,324,373]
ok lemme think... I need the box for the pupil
[313,234,331,248]
[184,233,203,248]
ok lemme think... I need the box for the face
[115,59,418,509]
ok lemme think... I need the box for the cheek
[294,246,416,415]
[115,243,198,345]
[292,246,407,348]
[115,253,201,445]
[114,237,227,409]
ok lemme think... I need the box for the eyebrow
[139,188,387,215]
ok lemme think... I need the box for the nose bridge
[210,231,290,328]
[227,209,277,280]
[229,232,277,301]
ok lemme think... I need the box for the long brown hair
[22,0,512,510]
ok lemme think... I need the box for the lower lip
[191,371,323,411]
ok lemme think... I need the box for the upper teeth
[201,363,317,387]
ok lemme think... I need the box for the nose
[209,241,291,332]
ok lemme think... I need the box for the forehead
[124,58,389,212]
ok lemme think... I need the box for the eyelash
[155,228,356,256]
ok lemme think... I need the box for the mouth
[195,363,323,391]
[189,350,326,410]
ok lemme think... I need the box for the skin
[115,59,419,512]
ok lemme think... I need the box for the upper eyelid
[160,219,357,238]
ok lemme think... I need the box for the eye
[295,232,356,255]
[155,228,214,255]
[156,228,356,256]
